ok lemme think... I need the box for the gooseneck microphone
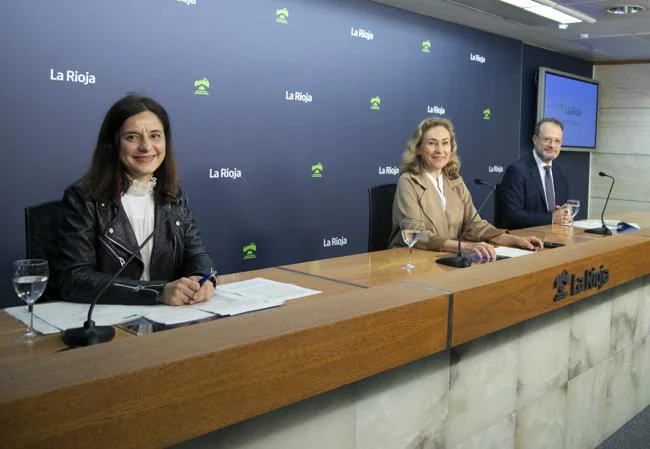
[585,171,614,236]
[437,178,496,268]
[62,204,176,347]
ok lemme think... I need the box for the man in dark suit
[497,118,569,229]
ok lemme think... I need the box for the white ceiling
[372,0,650,61]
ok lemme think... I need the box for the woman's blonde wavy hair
[399,117,461,179]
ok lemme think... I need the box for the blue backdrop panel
[0,0,591,306]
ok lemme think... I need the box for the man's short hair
[534,117,564,136]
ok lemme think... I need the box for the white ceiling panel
[373,0,650,60]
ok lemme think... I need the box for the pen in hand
[198,270,218,286]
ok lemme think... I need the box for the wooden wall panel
[591,64,650,218]
[596,108,650,155]
[595,64,650,108]
[589,153,650,201]
[589,197,650,217]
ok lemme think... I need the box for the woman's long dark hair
[79,94,179,203]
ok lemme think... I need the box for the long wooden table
[1,213,648,448]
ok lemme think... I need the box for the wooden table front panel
[0,283,449,449]
[410,235,650,346]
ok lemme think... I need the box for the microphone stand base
[62,324,115,348]
[584,226,613,236]
[436,255,471,268]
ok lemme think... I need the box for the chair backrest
[368,183,397,252]
[24,200,64,302]
[494,183,504,229]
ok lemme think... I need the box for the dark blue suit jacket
[497,151,569,229]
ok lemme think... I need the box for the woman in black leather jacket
[57,95,217,306]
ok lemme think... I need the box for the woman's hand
[496,234,543,251]
[189,275,215,303]
[517,235,544,250]
[159,277,213,306]
[461,241,497,262]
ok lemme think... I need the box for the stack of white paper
[568,219,640,231]
[3,278,321,331]
[495,246,537,258]
[4,305,61,334]
[216,277,321,302]
[144,305,214,325]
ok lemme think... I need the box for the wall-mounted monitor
[537,67,599,150]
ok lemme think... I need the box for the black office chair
[368,183,397,252]
[24,200,64,302]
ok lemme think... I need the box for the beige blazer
[389,171,504,251]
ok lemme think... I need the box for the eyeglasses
[538,136,562,146]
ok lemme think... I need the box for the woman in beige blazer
[389,117,542,261]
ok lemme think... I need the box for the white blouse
[425,171,446,211]
[121,181,156,281]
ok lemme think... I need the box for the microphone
[585,171,614,236]
[437,178,496,268]
[62,203,177,347]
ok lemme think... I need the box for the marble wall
[176,275,650,449]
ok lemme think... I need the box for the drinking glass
[12,259,49,341]
[400,219,424,271]
[566,199,580,225]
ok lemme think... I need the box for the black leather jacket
[57,184,216,305]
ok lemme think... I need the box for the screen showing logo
[483,108,491,120]
[370,96,381,110]
[421,40,431,53]
[276,8,289,24]
[243,243,257,260]
[311,162,323,178]
[194,78,210,96]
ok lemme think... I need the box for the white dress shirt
[425,171,446,211]
[121,190,155,281]
[532,149,555,210]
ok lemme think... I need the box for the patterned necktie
[544,165,556,212]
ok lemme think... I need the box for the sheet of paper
[495,247,537,258]
[4,305,61,335]
[569,219,640,231]
[215,277,321,301]
[143,305,214,325]
[191,291,285,316]
[30,302,149,330]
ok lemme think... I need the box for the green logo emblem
[311,162,324,178]
[243,243,257,260]
[421,40,431,53]
[370,96,381,110]
[194,78,210,96]
[275,8,289,24]
[483,108,491,120]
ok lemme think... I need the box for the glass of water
[566,199,580,225]
[12,259,49,341]
[400,219,424,271]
